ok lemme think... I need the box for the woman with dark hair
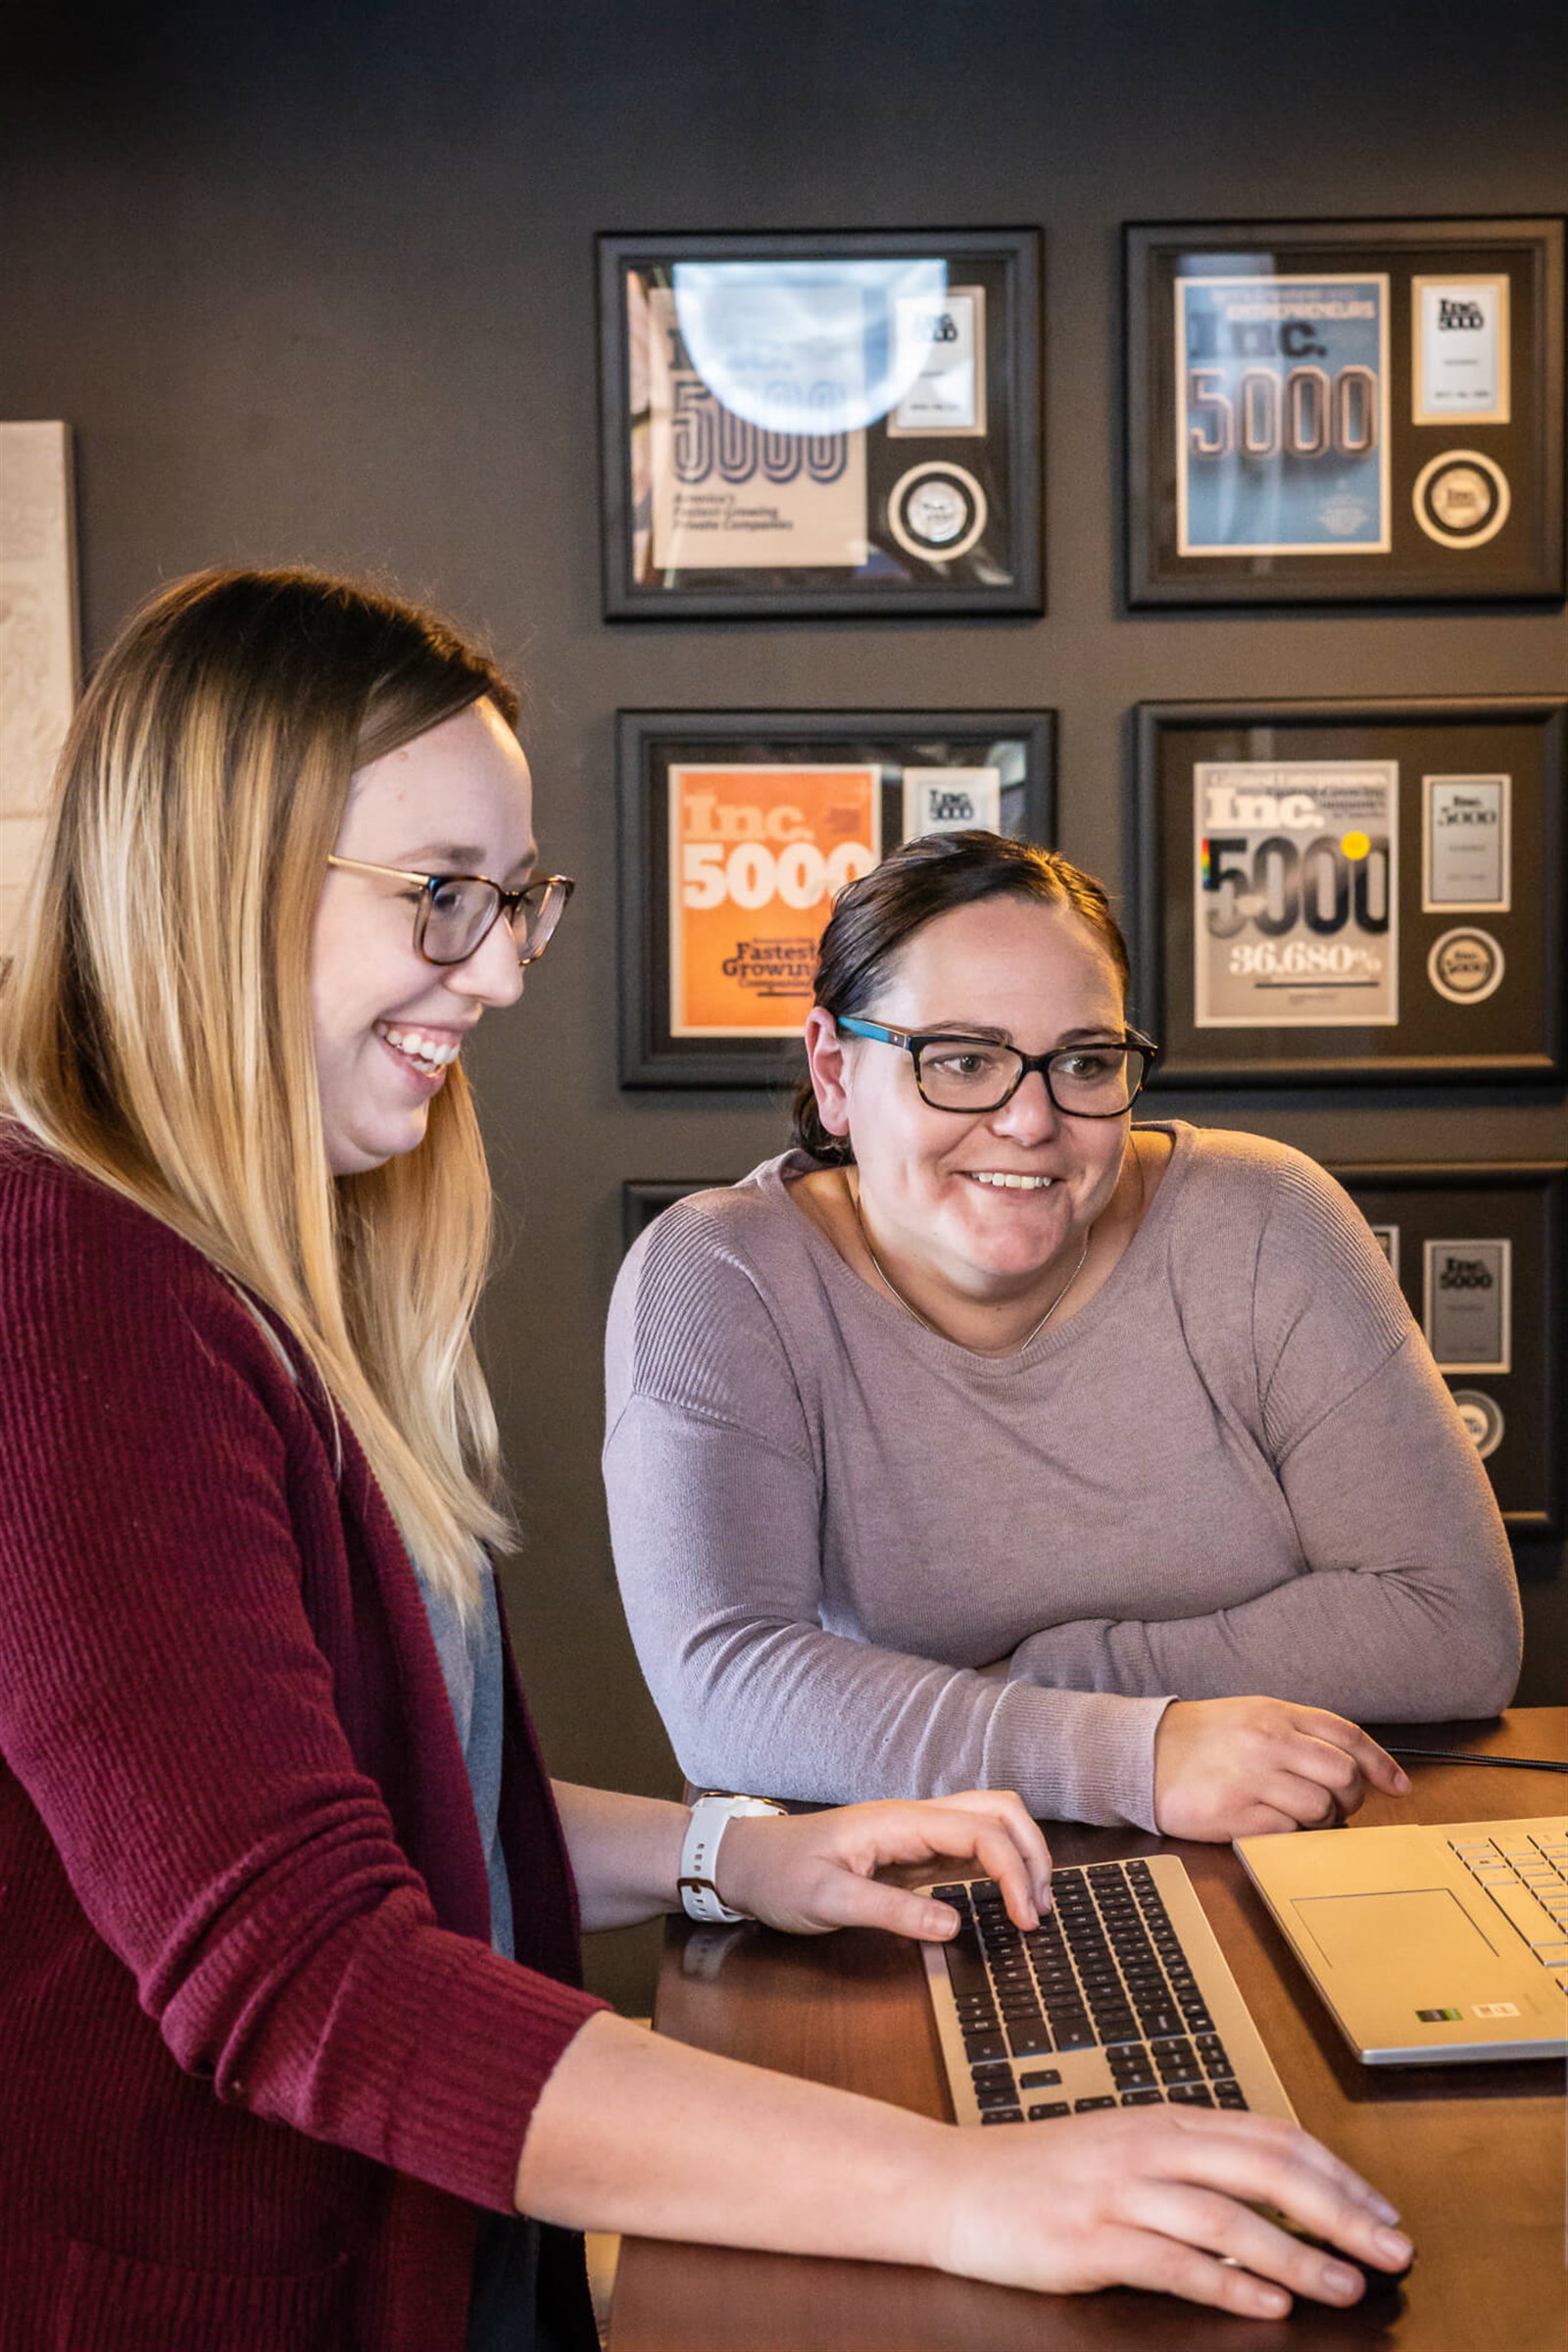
[607,831,1521,1841]
[0,586,1413,2344]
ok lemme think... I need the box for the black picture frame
[620,1179,730,1253]
[1133,697,1566,1086]
[620,710,1055,1089]
[598,229,1042,617]
[1327,1160,1565,1534]
[1125,217,1565,607]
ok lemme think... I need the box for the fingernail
[1395,1770,1411,1794]
[1323,2262,1361,2300]
[1375,2228,1412,2265]
[1368,2192,1400,2225]
[1038,1881,1054,1912]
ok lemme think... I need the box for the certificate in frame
[1125,218,1565,606]
[619,710,1055,1087]
[1133,698,1566,1086]
[599,231,1042,617]
[1328,1161,1565,1533]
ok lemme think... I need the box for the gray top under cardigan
[604,1122,1520,1832]
[415,1564,514,1963]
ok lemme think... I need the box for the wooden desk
[609,1712,1567,2352]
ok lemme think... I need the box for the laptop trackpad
[1294,1887,1498,1971]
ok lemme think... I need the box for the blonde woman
[0,569,1410,2349]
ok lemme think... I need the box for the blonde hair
[0,566,521,1611]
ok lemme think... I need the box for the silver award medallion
[1427,926,1505,1005]
[1448,1388,1505,1460]
[1412,449,1511,548]
[1424,1238,1511,1373]
[886,463,988,562]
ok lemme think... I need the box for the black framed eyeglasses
[325,856,575,967]
[836,1017,1159,1117]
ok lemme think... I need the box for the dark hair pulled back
[790,830,1132,1165]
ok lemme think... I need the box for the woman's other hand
[716,1790,1052,1939]
[939,2104,1412,2316]
[1152,1696,1409,1840]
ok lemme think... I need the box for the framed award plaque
[621,1179,729,1252]
[1125,218,1565,605]
[618,709,1055,1086]
[598,230,1042,617]
[1328,1160,1565,1532]
[1133,697,1566,1086]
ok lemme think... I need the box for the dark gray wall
[7,0,1565,2009]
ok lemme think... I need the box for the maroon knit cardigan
[0,1132,608,2350]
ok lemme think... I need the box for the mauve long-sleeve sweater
[0,1132,607,2352]
[606,1124,1522,1829]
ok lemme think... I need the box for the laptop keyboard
[1450,1827,1568,1985]
[924,1857,1293,2128]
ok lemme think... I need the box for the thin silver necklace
[851,1181,1092,1353]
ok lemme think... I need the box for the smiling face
[310,699,536,1176]
[808,894,1132,1302]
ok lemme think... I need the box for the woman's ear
[802,1005,853,1137]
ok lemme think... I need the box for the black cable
[1385,1745,1568,1775]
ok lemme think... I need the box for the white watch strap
[679,1793,784,1923]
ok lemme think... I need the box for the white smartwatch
[678,1792,785,1923]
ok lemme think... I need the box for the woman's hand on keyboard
[1152,1697,1410,1840]
[939,2106,1413,2317]
[716,1791,1052,1939]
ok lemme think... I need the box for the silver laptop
[1236,1815,1568,2063]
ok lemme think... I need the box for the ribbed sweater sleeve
[605,1202,1166,1829]
[1004,1152,1521,1718]
[0,1158,605,2216]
